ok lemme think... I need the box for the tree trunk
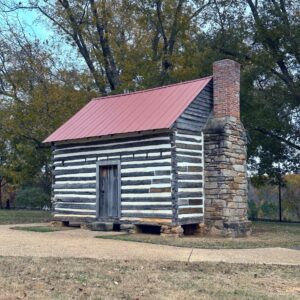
[89,0,120,91]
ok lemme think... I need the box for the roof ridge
[92,76,212,101]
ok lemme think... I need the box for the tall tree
[135,0,211,84]
[0,0,299,187]
[0,21,96,192]
[3,0,212,90]
[204,0,300,175]
[0,134,10,208]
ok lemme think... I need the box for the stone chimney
[203,59,251,237]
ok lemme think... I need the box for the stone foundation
[160,225,184,237]
[90,222,114,231]
[120,224,140,234]
[204,116,251,237]
[50,220,69,227]
[205,220,252,237]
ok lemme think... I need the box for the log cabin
[44,59,251,237]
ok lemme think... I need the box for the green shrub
[15,187,51,209]
[259,201,278,219]
[248,200,258,219]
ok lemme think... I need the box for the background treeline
[249,174,300,222]
[0,1,299,213]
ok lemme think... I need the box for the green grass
[0,209,52,225]
[96,221,300,249]
[10,226,61,233]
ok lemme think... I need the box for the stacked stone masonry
[204,116,251,237]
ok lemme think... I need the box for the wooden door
[99,165,119,218]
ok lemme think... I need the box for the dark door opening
[98,164,120,219]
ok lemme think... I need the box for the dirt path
[0,224,299,265]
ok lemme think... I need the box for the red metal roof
[44,76,212,143]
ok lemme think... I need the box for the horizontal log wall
[175,81,213,132]
[175,130,204,222]
[52,132,173,221]
[173,80,213,223]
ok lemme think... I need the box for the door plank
[98,164,119,218]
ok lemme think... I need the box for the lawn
[97,221,300,249]
[0,256,299,300]
[11,226,62,233]
[0,209,52,225]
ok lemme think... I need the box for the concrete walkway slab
[0,224,300,265]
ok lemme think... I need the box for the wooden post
[0,178,2,209]
[278,181,282,222]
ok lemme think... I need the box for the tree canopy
[0,0,299,193]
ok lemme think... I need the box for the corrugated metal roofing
[44,76,212,143]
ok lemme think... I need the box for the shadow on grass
[95,222,300,249]
[10,226,67,233]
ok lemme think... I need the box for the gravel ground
[1,224,300,265]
